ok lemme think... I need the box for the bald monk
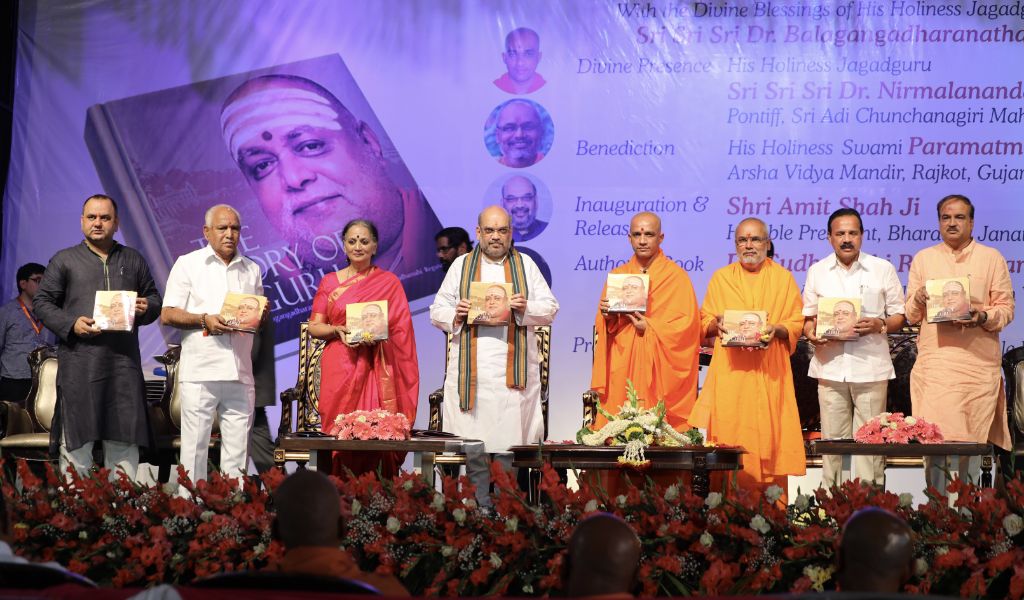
[270,470,409,596]
[564,513,641,597]
[836,508,914,593]
[591,212,701,429]
[690,218,805,497]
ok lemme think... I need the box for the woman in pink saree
[307,220,419,478]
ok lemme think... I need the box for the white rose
[616,495,627,507]
[489,552,502,568]
[914,558,928,577]
[351,499,362,516]
[505,516,519,532]
[700,531,714,547]
[1003,514,1024,537]
[453,508,467,524]
[904,416,917,426]
[386,516,400,533]
[765,484,783,503]
[705,492,722,509]
[522,584,534,594]
[899,493,914,508]
[794,494,810,512]
[664,484,679,501]
[749,514,770,534]
[441,545,454,557]
[402,479,414,491]
[463,498,478,509]
[889,422,898,430]
[200,511,215,523]
[430,493,445,512]
[584,499,599,513]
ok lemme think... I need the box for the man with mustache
[591,212,701,432]
[934,280,971,321]
[690,218,804,499]
[161,204,264,489]
[220,73,440,303]
[492,100,546,169]
[501,175,548,242]
[906,195,1014,491]
[430,206,559,507]
[802,208,906,487]
[33,194,162,480]
[435,227,472,272]
[493,27,546,95]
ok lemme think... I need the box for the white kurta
[429,252,558,452]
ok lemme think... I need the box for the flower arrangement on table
[575,380,706,467]
[328,409,411,440]
[854,411,944,444]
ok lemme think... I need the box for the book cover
[93,290,137,331]
[345,300,389,343]
[606,273,649,313]
[721,309,769,348]
[84,54,444,346]
[468,282,513,326]
[219,292,268,333]
[815,297,862,341]
[926,277,972,323]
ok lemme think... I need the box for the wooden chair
[0,346,58,473]
[1000,346,1024,476]
[274,322,327,467]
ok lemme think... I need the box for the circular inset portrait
[493,27,546,95]
[483,99,554,169]
[483,173,551,242]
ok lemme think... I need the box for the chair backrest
[26,346,58,432]
[281,322,326,434]
[1003,346,1024,437]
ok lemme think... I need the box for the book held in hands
[345,300,389,343]
[606,273,649,313]
[925,277,971,323]
[468,282,513,326]
[220,292,267,333]
[816,297,862,341]
[93,290,137,331]
[721,309,769,348]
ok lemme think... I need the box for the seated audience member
[270,470,409,596]
[836,507,914,593]
[563,513,641,598]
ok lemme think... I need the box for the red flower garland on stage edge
[328,409,411,441]
[854,411,944,444]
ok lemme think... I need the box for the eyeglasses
[27,276,43,283]
[735,236,768,246]
[502,193,536,203]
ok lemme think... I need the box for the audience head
[564,513,641,597]
[836,507,915,593]
[15,263,46,298]
[272,470,343,549]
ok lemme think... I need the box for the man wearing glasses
[0,263,54,404]
[501,175,548,242]
[690,217,805,501]
[493,100,546,168]
[430,206,559,507]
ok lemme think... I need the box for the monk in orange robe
[591,212,701,430]
[690,218,806,497]
[905,195,1013,490]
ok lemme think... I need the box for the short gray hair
[205,204,242,227]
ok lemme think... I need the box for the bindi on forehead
[262,131,272,141]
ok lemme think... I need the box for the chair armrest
[582,389,599,429]
[428,388,444,432]
[0,401,36,437]
[277,386,301,439]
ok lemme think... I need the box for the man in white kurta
[430,206,558,506]
[802,209,906,487]
[161,205,264,489]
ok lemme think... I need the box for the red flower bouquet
[328,409,411,441]
[854,412,944,444]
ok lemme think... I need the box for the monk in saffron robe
[690,218,806,496]
[591,212,701,430]
[906,195,1013,490]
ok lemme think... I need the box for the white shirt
[163,245,263,383]
[429,252,558,452]
[802,251,905,382]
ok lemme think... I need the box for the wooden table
[509,444,745,498]
[274,434,484,487]
[810,440,994,487]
